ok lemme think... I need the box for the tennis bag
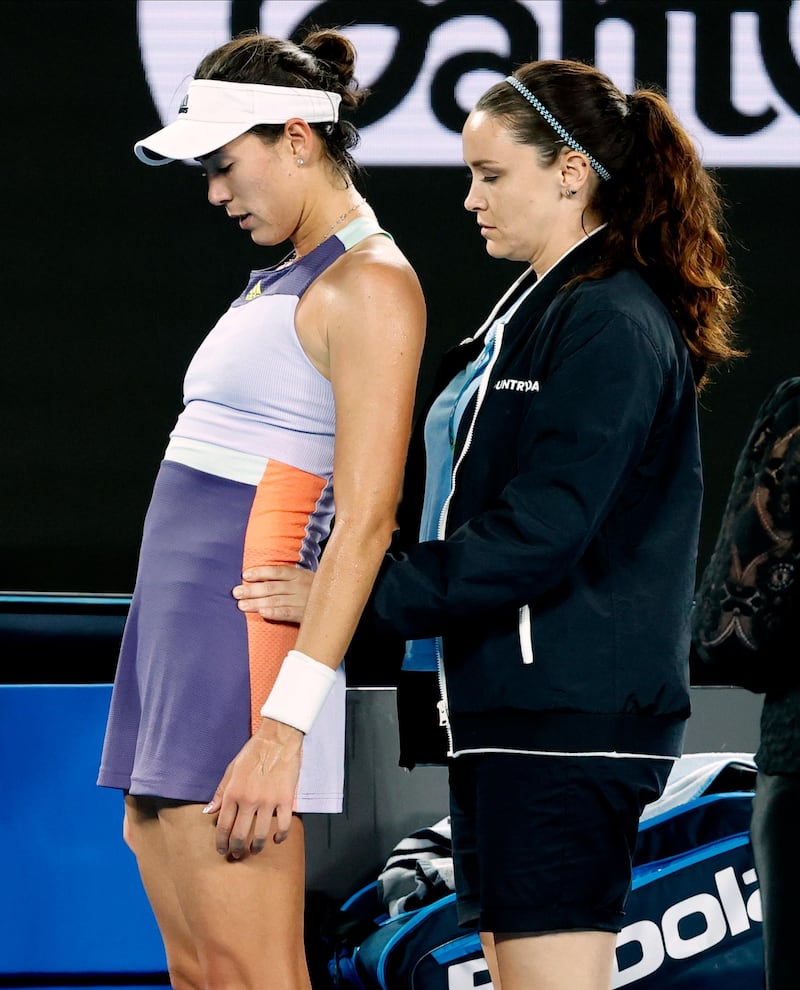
[327,757,763,990]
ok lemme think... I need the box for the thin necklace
[281,200,365,267]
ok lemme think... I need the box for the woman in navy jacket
[237,59,740,990]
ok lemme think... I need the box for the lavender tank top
[168,216,390,480]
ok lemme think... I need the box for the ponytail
[593,89,741,387]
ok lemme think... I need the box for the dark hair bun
[301,29,367,110]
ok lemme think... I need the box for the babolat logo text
[612,863,761,987]
[494,379,540,392]
[445,857,762,988]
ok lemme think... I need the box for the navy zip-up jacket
[367,234,700,767]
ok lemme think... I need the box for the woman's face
[462,109,569,273]
[199,131,301,246]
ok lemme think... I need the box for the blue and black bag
[327,755,763,989]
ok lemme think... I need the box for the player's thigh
[124,795,200,986]
[124,794,192,931]
[494,929,616,990]
[156,802,307,962]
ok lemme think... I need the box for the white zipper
[437,320,507,539]
[434,321,508,755]
[434,639,452,750]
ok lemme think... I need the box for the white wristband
[259,649,338,734]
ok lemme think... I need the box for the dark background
[1,0,797,678]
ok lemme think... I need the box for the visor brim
[134,119,255,166]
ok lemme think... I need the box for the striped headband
[505,75,611,181]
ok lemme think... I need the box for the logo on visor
[178,94,189,115]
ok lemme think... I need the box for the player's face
[199,132,301,247]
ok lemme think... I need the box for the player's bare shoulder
[295,227,425,377]
[331,230,423,302]
[309,228,425,336]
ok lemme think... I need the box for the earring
[296,157,305,166]
[562,188,576,198]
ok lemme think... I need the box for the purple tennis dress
[98,217,389,812]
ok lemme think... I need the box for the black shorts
[448,752,672,934]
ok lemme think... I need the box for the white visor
[134,79,343,165]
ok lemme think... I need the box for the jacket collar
[435,229,608,386]
[486,228,608,341]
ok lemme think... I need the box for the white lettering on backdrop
[136,0,800,166]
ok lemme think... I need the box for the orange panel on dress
[242,458,327,733]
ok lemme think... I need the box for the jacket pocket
[518,604,535,664]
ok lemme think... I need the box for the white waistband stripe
[164,437,267,485]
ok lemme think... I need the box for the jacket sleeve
[369,301,673,639]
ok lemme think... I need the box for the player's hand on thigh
[203,719,304,857]
[232,565,314,623]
